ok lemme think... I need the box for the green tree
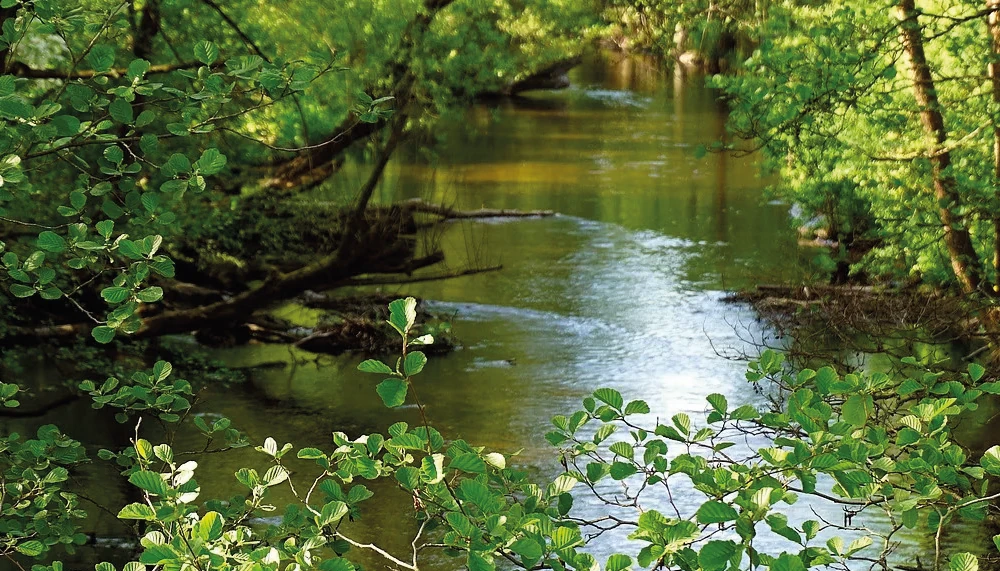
[716,1,1000,302]
[0,0,595,348]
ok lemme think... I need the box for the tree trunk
[264,0,455,190]
[896,0,984,294]
[987,0,1000,293]
[131,0,161,60]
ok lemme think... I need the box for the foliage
[598,0,769,66]
[5,297,1000,571]
[713,1,1000,294]
[1,2,1000,571]
[0,0,595,352]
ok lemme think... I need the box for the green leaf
[404,351,427,376]
[594,387,623,410]
[139,544,177,565]
[388,297,417,335]
[358,359,393,374]
[606,554,632,571]
[264,465,288,486]
[297,447,325,459]
[317,501,349,527]
[950,553,978,571]
[10,283,34,297]
[136,286,163,302]
[15,540,45,556]
[102,286,130,303]
[697,500,739,524]
[706,393,728,414]
[846,536,872,555]
[449,453,486,474]
[92,325,115,343]
[981,446,1000,475]
[672,413,691,435]
[152,360,172,381]
[70,191,87,210]
[624,399,650,415]
[135,109,156,128]
[129,470,168,496]
[198,511,224,541]
[127,58,150,80]
[109,97,133,124]
[609,461,636,480]
[118,239,144,259]
[770,553,806,571]
[118,502,156,520]
[376,378,407,408]
[103,145,123,164]
[39,286,62,299]
[699,541,737,571]
[484,452,505,469]
[469,553,494,571]
[195,148,227,175]
[395,466,419,490]
[95,220,114,238]
[548,474,577,496]
[51,114,81,136]
[609,441,634,460]
[88,45,115,72]
[0,75,14,97]
[159,179,187,193]
[319,559,356,571]
[969,363,986,382]
[194,41,219,65]
[842,394,870,427]
[509,537,543,563]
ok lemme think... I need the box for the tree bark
[896,0,984,294]
[987,0,1000,293]
[11,60,204,79]
[131,0,161,60]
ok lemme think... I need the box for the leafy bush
[6,298,1000,571]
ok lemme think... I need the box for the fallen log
[338,264,502,287]
[400,198,555,219]
[480,56,582,96]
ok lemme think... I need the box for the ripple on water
[580,88,654,108]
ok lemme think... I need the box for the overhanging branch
[11,60,207,80]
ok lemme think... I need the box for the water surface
[10,54,990,569]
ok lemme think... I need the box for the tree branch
[338,264,502,287]
[10,60,205,80]
[197,0,271,62]
[401,198,555,219]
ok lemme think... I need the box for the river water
[7,54,994,569]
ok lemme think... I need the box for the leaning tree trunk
[896,0,984,295]
[264,0,455,190]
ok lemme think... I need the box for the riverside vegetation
[4,1,1000,571]
[6,298,1000,571]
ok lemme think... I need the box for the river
[6,54,994,569]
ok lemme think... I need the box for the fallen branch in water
[0,393,80,418]
[400,198,555,219]
[339,264,502,287]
